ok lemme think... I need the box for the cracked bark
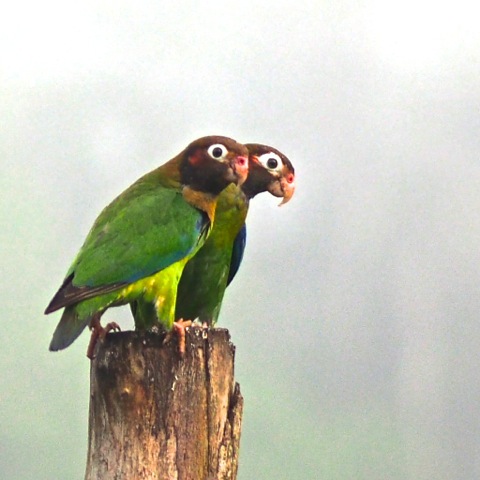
[84,328,243,480]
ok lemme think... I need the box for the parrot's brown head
[180,136,249,195]
[242,143,295,205]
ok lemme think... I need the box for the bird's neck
[182,186,217,223]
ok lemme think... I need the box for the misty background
[2,1,480,479]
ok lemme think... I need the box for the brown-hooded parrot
[131,143,295,329]
[44,136,249,357]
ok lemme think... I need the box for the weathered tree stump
[84,328,243,480]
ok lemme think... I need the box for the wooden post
[84,328,243,480]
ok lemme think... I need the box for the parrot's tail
[49,306,90,351]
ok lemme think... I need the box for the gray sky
[2,1,480,479]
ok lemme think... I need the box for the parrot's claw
[86,318,121,360]
[163,319,192,356]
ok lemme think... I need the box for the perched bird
[224,143,295,287]
[45,136,249,356]
[131,143,295,329]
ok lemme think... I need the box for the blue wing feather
[227,223,247,286]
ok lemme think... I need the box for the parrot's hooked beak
[267,171,295,206]
[278,173,295,205]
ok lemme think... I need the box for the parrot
[131,143,295,330]
[44,135,249,357]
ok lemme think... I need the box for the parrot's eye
[267,158,278,168]
[258,152,283,172]
[207,144,228,160]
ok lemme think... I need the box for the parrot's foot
[174,319,193,355]
[163,319,193,356]
[86,318,121,360]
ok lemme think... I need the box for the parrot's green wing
[46,177,209,313]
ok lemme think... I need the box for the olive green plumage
[45,136,249,351]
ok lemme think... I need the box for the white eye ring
[258,152,283,171]
[207,144,228,160]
